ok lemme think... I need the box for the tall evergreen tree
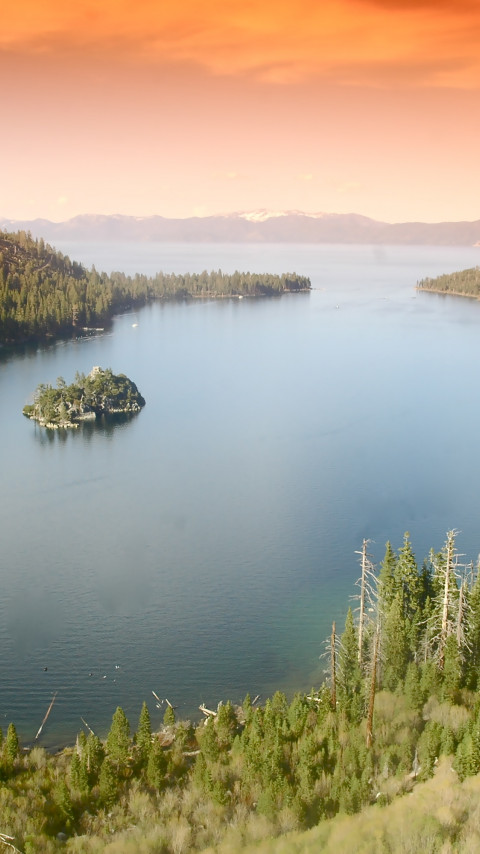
[338,608,362,717]
[98,758,118,809]
[442,635,462,702]
[163,704,175,727]
[106,707,130,768]
[146,739,167,789]
[394,532,421,621]
[467,568,480,688]
[378,541,397,612]
[5,723,19,763]
[382,593,410,691]
[136,701,152,764]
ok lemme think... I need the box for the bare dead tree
[331,621,337,710]
[425,531,465,669]
[354,539,377,667]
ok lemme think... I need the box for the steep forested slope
[0,230,310,344]
[1,531,480,852]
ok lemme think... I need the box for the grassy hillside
[209,758,480,854]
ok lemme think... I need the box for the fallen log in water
[34,692,57,741]
[152,690,163,708]
[80,716,96,736]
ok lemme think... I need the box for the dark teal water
[1,243,480,748]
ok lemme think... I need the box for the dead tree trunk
[331,621,337,710]
[366,626,379,749]
[457,581,465,648]
[439,531,454,669]
[358,539,367,666]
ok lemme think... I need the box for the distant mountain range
[1,210,480,246]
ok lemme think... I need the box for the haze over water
[1,242,480,749]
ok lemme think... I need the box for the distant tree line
[417,266,480,298]
[0,230,311,344]
[3,531,480,851]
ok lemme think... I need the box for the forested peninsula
[3,531,480,852]
[22,367,145,428]
[0,230,311,345]
[417,265,480,298]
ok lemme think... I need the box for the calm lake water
[1,242,480,748]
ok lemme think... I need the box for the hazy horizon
[2,209,480,227]
[2,1,480,225]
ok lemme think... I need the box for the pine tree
[338,608,362,716]
[136,701,152,764]
[5,722,19,763]
[53,780,74,828]
[146,739,167,789]
[467,567,480,688]
[85,733,104,781]
[442,635,462,702]
[378,541,397,611]
[382,593,410,690]
[163,704,175,727]
[404,662,423,711]
[198,717,220,762]
[216,701,238,751]
[395,532,419,606]
[98,758,118,809]
[106,706,130,768]
[70,752,82,791]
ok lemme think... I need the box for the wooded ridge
[417,265,480,298]
[0,229,311,345]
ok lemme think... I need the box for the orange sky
[2,0,480,222]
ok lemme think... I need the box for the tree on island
[22,366,146,427]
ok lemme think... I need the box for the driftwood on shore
[199,704,217,718]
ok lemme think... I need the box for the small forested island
[23,367,145,428]
[3,531,480,852]
[417,265,480,298]
[0,229,311,345]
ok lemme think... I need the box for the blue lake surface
[1,242,480,748]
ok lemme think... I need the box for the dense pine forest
[417,265,480,298]
[2,531,480,852]
[0,230,311,345]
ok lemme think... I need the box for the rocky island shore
[23,366,145,428]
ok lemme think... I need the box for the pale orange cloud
[1,0,479,88]
[2,0,480,223]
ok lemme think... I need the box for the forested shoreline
[0,230,311,345]
[3,531,480,852]
[417,265,480,298]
